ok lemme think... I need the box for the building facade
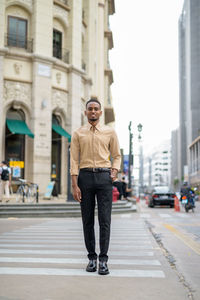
[143,140,171,191]
[0,0,115,195]
[178,0,200,188]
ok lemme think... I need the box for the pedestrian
[113,178,123,200]
[0,161,12,202]
[70,98,121,275]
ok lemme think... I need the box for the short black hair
[86,98,101,109]
[2,161,7,165]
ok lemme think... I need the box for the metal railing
[82,60,86,70]
[53,45,70,64]
[5,34,33,52]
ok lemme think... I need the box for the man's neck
[88,120,99,127]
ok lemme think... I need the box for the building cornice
[52,86,68,93]
[4,77,32,84]
[53,0,70,12]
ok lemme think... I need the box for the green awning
[6,119,34,138]
[52,124,71,142]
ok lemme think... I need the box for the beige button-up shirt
[70,122,121,175]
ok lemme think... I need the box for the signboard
[9,161,24,168]
[44,181,55,199]
[123,155,129,175]
[38,64,51,77]
[12,167,21,178]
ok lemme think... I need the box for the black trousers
[78,170,113,262]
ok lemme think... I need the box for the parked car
[148,186,176,208]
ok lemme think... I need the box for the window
[8,16,27,48]
[53,29,62,59]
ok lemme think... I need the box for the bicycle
[16,179,39,203]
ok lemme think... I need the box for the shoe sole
[86,268,97,272]
[98,271,109,275]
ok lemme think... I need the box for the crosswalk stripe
[0,257,161,266]
[0,244,153,249]
[0,267,165,278]
[0,249,154,256]
[0,239,151,244]
[1,233,149,237]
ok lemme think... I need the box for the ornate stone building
[0,0,115,196]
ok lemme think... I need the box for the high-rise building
[178,0,200,187]
[143,140,171,190]
[0,0,115,195]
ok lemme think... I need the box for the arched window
[51,114,62,195]
[5,108,25,179]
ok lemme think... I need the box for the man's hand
[110,168,118,181]
[72,185,82,203]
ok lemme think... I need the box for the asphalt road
[0,200,199,300]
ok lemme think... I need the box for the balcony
[5,34,33,52]
[53,45,70,64]
[104,106,115,124]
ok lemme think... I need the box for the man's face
[85,102,102,122]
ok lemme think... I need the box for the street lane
[137,198,200,299]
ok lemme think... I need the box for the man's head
[85,98,102,124]
[1,161,7,166]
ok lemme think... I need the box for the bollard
[174,196,180,212]
[145,196,148,205]
[112,187,119,202]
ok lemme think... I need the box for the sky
[109,0,184,155]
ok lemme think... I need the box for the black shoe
[86,259,97,272]
[98,261,109,275]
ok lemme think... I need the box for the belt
[80,168,111,173]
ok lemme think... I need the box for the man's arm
[110,130,121,181]
[71,175,82,203]
[70,131,82,202]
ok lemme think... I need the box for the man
[180,181,195,207]
[0,161,11,202]
[70,98,121,275]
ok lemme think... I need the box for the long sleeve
[70,131,80,175]
[109,130,121,171]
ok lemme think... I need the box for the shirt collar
[86,122,101,131]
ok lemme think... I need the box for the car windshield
[154,186,170,194]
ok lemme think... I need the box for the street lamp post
[128,121,133,189]
[137,123,143,197]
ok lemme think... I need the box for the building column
[97,1,105,122]
[0,0,5,160]
[67,0,82,133]
[29,0,53,194]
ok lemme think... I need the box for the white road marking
[159,214,172,218]
[0,267,165,278]
[140,214,151,218]
[0,239,151,244]
[0,257,161,266]
[0,244,153,250]
[0,249,154,256]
